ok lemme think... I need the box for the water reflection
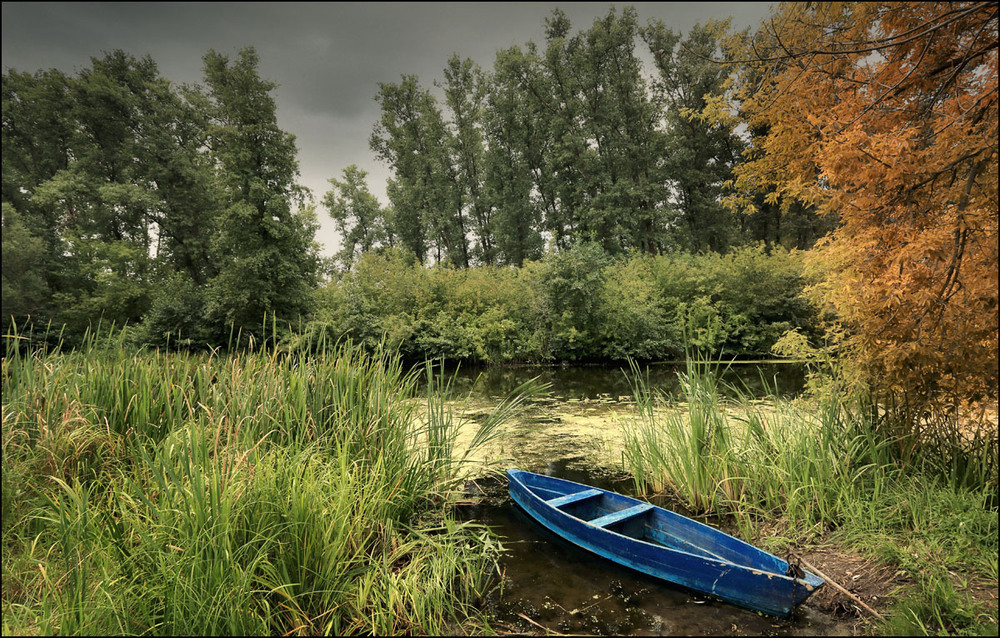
[436,361,807,401]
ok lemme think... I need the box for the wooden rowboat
[507,469,824,617]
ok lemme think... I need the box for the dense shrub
[311,244,822,363]
[595,256,675,360]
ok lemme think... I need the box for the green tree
[1,67,74,278]
[484,14,588,251]
[371,75,468,267]
[643,20,743,252]
[140,83,220,287]
[202,47,319,336]
[485,8,670,255]
[1,203,50,328]
[441,55,494,264]
[5,51,225,342]
[26,52,178,333]
[536,10,591,249]
[575,7,669,254]
[486,46,549,264]
[323,164,391,271]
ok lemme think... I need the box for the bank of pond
[2,340,996,636]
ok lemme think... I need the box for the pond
[444,360,808,402]
[441,361,809,473]
[444,362,853,636]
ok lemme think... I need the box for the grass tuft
[3,329,521,635]
[621,357,998,634]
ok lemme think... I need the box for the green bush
[535,243,610,361]
[595,256,676,360]
[310,244,822,363]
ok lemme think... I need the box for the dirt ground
[797,544,999,635]
[796,546,902,633]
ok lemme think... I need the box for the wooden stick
[790,551,886,621]
[516,612,566,635]
[544,595,570,614]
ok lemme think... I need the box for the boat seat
[588,503,654,528]
[546,488,603,508]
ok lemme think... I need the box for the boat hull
[507,469,823,618]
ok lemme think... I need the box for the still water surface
[445,363,852,636]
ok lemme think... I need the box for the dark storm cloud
[2,2,772,255]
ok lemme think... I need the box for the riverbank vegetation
[307,242,821,364]
[2,6,838,354]
[3,1,997,636]
[623,359,998,636]
[1,333,534,635]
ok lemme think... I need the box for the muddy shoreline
[457,474,880,636]
[446,364,996,636]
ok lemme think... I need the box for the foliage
[595,256,673,360]
[441,55,494,265]
[3,9,843,351]
[371,75,466,267]
[135,270,216,348]
[323,164,393,272]
[312,245,820,363]
[1,333,525,635]
[202,48,320,337]
[363,8,800,265]
[482,51,544,267]
[1,203,50,329]
[622,359,998,634]
[727,2,999,420]
[642,19,744,252]
[2,47,320,348]
[535,242,610,360]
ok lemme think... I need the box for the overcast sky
[2,2,772,257]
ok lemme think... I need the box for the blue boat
[507,469,824,617]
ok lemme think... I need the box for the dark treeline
[3,47,319,347]
[3,7,833,354]
[337,7,835,271]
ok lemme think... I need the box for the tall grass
[2,329,526,635]
[621,358,998,635]
[623,358,743,513]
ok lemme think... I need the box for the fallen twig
[516,612,566,635]
[544,595,570,614]
[574,593,614,616]
[790,551,886,621]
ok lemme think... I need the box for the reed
[2,328,521,635]
[621,358,998,635]
[622,357,742,513]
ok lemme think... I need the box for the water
[446,363,853,636]
[442,360,808,402]
[443,361,809,473]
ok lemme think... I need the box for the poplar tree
[484,49,545,266]
[323,164,392,271]
[202,47,319,336]
[442,55,494,264]
[642,20,743,253]
[371,75,468,267]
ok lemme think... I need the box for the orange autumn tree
[724,2,998,429]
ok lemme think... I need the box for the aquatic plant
[2,330,525,635]
[621,357,998,635]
